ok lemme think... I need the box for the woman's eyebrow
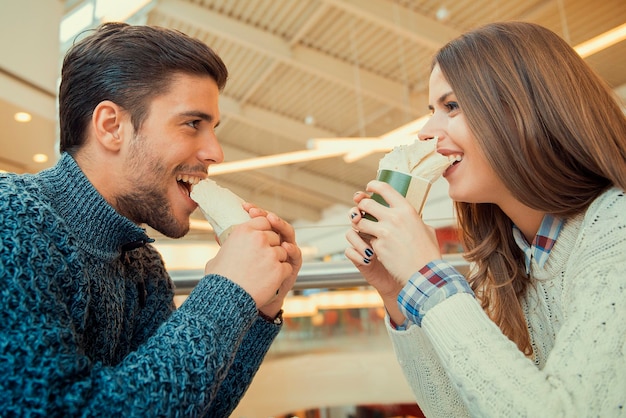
[428,91,454,112]
[437,91,454,105]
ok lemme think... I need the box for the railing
[169,253,469,293]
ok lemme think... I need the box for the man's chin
[150,218,190,239]
[161,226,190,239]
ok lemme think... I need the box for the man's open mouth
[176,174,201,196]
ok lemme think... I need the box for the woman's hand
[351,181,442,283]
[345,225,406,325]
[345,181,440,327]
[345,224,400,296]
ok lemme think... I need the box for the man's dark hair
[58,22,228,154]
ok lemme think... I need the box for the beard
[115,187,189,239]
[113,134,190,239]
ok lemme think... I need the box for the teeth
[448,154,463,163]
[176,174,201,185]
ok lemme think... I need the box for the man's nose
[199,132,224,164]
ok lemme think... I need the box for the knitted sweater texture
[388,187,626,417]
[0,153,279,417]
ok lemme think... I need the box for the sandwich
[190,178,250,243]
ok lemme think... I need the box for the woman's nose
[418,116,438,141]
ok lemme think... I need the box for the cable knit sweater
[388,187,626,417]
[0,153,280,417]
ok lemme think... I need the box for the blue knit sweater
[0,153,280,417]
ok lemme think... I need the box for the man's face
[114,73,223,238]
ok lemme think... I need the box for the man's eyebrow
[181,110,212,121]
[180,110,220,127]
[428,91,454,112]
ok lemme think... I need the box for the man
[0,23,301,417]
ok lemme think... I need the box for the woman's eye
[445,101,459,112]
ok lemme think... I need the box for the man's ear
[92,100,129,152]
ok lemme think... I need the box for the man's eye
[186,120,201,129]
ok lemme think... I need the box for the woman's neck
[500,200,546,243]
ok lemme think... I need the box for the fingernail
[351,212,358,219]
[360,210,366,217]
[363,257,370,264]
[364,248,373,257]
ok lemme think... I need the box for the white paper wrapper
[190,179,250,243]
[365,138,451,221]
[379,137,451,181]
[365,170,432,221]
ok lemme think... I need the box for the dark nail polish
[351,212,357,219]
[364,248,373,257]
[363,257,370,264]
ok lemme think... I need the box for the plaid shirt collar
[512,214,564,274]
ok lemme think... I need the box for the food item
[379,137,452,182]
[190,178,250,243]
[366,137,454,219]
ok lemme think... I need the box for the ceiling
[2,0,626,260]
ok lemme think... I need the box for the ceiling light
[435,7,450,22]
[32,154,48,163]
[208,148,348,175]
[574,23,626,58]
[14,112,32,123]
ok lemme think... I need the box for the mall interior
[1,0,625,416]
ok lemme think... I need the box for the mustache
[174,163,208,175]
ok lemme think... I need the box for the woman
[346,21,626,417]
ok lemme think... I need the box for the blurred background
[1,1,624,416]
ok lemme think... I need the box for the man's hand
[204,204,302,317]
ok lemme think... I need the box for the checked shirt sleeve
[398,260,474,326]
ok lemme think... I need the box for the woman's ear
[91,100,127,152]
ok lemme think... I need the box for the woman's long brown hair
[435,22,626,355]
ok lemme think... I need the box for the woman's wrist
[398,261,474,326]
[383,296,407,329]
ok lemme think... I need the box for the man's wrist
[258,309,283,325]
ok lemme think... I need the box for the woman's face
[420,64,513,206]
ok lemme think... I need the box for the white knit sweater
[388,187,626,417]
